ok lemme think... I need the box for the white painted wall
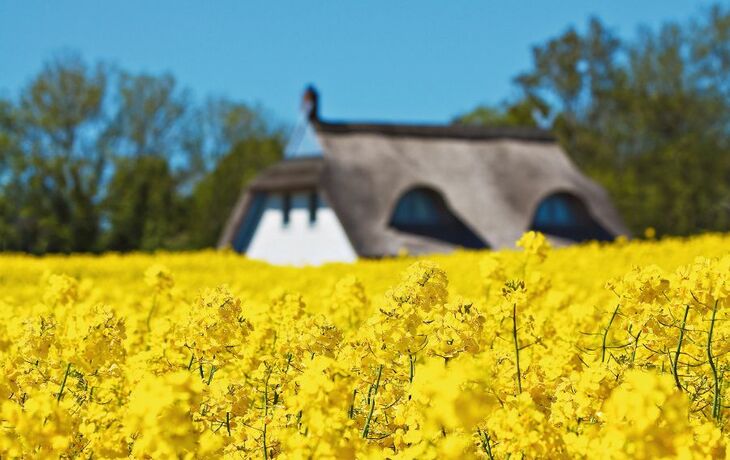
[245,192,357,265]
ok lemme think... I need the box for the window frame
[282,193,291,227]
[308,190,318,225]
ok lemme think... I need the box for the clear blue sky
[0,1,717,125]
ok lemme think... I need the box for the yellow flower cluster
[0,232,728,459]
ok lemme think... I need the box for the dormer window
[530,192,612,242]
[389,186,487,248]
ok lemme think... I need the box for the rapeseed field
[0,232,728,458]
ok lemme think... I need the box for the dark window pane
[530,193,612,242]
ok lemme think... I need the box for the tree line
[1,5,728,253]
[456,5,730,236]
[0,57,283,253]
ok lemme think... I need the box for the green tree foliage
[0,99,22,250]
[513,9,730,235]
[105,72,189,157]
[188,136,282,248]
[0,55,282,253]
[99,71,200,250]
[7,55,108,253]
[184,99,283,247]
[104,156,185,251]
[453,99,547,127]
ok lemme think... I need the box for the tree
[0,54,283,253]
[103,155,184,251]
[99,72,198,249]
[0,99,22,250]
[104,72,189,157]
[184,99,283,248]
[12,55,109,252]
[452,99,546,128]
[513,9,730,236]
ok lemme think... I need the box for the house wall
[244,192,357,265]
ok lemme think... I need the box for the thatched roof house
[219,88,629,265]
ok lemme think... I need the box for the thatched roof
[219,119,629,256]
[249,157,325,191]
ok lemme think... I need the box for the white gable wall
[245,192,357,265]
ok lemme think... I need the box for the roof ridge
[313,120,555,142]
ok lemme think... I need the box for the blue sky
[0,1,718,125]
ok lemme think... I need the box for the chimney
[302,85,319,121]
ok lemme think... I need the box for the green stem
[264,367,272,416]
[707,300,720,420]
[673,305,690,391]
[478,428,495,460]
[349,389,357,419]
[262,422,268,460]
[206,365,217,385]
[512,303,522,394]
[602,304,620,363]
[409,353,416,383]
[630,330,642,364]
[57,363,72,402]
[367,365,383,404]
[262,366,272,459]
[146,294,158,331]
[362,397,376,439]
[362,365,384,439]
[373,364,383,394]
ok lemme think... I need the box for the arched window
[389,187,487,248]
[530,193,612,242]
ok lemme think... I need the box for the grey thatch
[219,119,629,256]
[249,157,325,191]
